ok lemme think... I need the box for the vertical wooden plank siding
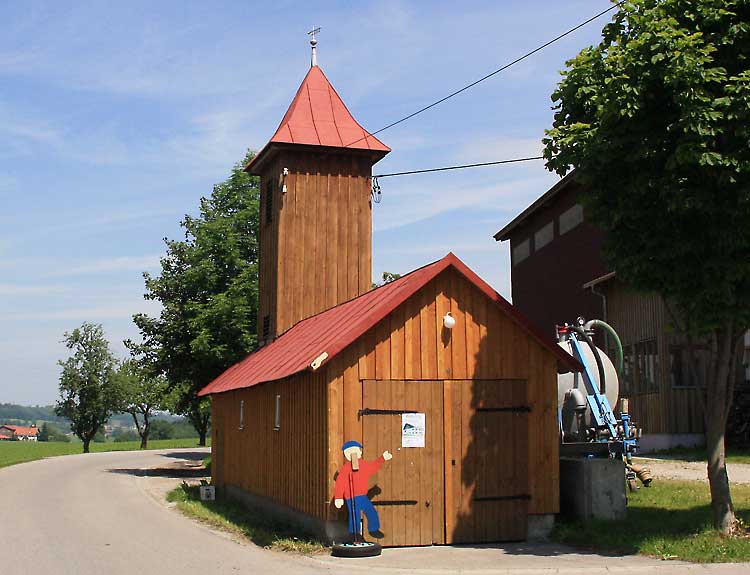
[258,151,374,341]
[212,372,328,521]
[605,280,704,435]
[326,267,561,524]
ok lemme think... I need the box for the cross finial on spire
[308,26,321,67]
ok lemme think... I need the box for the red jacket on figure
[334,456,385,500]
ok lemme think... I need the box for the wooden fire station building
[199,54,580,546]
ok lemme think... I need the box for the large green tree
[130,150,260,445]
[116,359,170,449]
[544,0,749,533]
[56,323,121,453]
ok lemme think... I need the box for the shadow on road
[107,467,210,478]
[159,451,209,462]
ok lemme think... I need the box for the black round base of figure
[331,541,382,558]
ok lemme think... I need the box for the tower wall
[258,147,374,343]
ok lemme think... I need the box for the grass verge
[0,438,210,469]
[553,479,750,562]
[644,447,750,465]
[167,482,327,555]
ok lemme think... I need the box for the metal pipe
[584,319,624,376]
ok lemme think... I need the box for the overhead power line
[348,1,622,148]
[373,156,544,179]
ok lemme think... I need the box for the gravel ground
[635,457,750,484]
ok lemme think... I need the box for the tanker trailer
[557,317,652,492]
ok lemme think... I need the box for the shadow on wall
[451,331,530,543]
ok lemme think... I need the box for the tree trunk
[140,412,149,450]
[82,438,91,454]
[704,323,738,534]
[198,428,207,447]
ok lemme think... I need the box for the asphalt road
[2,448,748,575]
[0,448,326,575]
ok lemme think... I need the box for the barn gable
[199,253,579,398]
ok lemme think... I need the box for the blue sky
[1,1,611,405]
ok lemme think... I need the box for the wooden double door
[361,379,529,547]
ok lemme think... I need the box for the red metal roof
[1,425,39,436]
[246,66,389,173]
[199,253,580,397]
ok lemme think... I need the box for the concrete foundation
[638,433,704,454]
[526,514,555,541]
[223,484,346,543]
[559,457,626,521]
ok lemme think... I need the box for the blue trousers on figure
[345,495,380,534]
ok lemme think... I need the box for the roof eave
[245,142,390,176]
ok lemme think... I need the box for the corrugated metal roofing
[199,253,580,397]
[246,65,390,174]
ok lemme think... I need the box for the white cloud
[0,283,70,296]
[49,255,162,277]
[4,300,161,322]
[372,171,557,231]
[457,136,545,164]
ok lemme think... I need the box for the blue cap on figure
[342,440,363,451]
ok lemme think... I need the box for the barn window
[559,203,584,235]
[512,238,530,266]
[634,339,660,394]
[534,221,554,250]
[670,344,708,388]
[265,181,274,225]
[239,400,245,430]
[620,344,635,396]
[273,394,281,431]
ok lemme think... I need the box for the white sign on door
[401,413,426,448]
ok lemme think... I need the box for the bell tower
[246,34,390,345]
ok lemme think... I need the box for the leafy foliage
[543,0,750,532]
[116,359,170,448]
[129,150,261,443]
[544,0,750,335]
[37,422,70,443]
[55,323,122,453]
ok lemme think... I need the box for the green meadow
[0,439,209,469]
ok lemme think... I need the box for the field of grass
[167,482,326,554]
[554,479,750,563]
[645,447,750,465]
[0,438,210,469]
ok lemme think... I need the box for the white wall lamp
[443,312,456,329]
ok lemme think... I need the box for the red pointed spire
[246,66,389,173]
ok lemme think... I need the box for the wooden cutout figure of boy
[334,440,392,539]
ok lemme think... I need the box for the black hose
[571,325,606,395]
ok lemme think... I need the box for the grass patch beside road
[554,479,750,562]
[167,482,326,555]
[0,439,209,469]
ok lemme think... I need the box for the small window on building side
[620,344,635,396]
[273,394,281,431]
[239,400,245,430]
[670,343,709,388]
[265,181,273,225]
[635,339,660,394]
[559,204,584,235]
[534,221,554,251]
[512,238,531,266]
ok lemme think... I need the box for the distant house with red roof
[199,42,582,547]
[0,424,39,441]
